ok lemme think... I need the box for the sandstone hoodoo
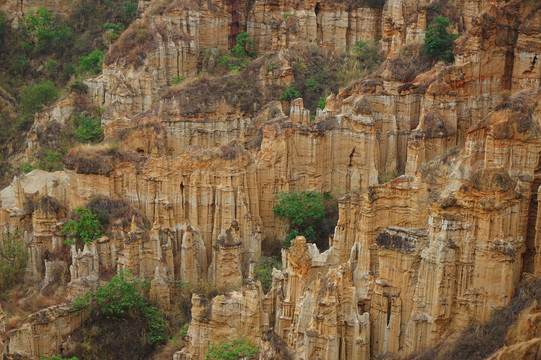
[2,0,541,359]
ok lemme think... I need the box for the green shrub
[273,191,326,246]
[23,8,75,54]
[41,356,79,360]
[254,256,281,293]
[423,16,459,63]
[38,150,63,172]
[76,50,104,75]
[18,80,59,129]
[45,59,56,72]
[230,31,257,59]
[117,1,138,26]
[72,113,104,143]
[219,56,247,73]
[179,323,189,336]
[205,335,258,360]
[71,270,167,346]
[172,75,185,85]
[62,206,103,244]
[21,161,36,173]
[279,86,301,101]
[317,97,326,110]
[104,23,123,41]
[218,31,257,73]
[0,230,29,292]
[273,191,338,248]
[69,80,88,93]
[19,80,58,114]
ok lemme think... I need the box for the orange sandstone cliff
[2,0,541,359]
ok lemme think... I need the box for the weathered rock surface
[4,305,85,359]
[3,0,541,359]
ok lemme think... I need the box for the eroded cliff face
[2,0,541,359]
[84,0,495,122]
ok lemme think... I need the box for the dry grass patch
[64,142,144,176]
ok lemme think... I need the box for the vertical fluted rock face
[247,1,382,52]
[6,1,541,359]
[86,0,383,121]
[181,284,263,360]
[381,0,427,56]
[208,226,243,288]
[4,306,85,359]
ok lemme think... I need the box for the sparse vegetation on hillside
[289,42,382,112]
[0,0,137,185]
[387,45,433,83]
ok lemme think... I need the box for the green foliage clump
[205,335,259,360]
[71,113,104,143]
[230,31,257,59]
[219,56,247,73]
[423,16,459,63]
[76,50,104,75]
[18,80,59,129]
[21,149,64,173]
[254,256,282,293]
[0,230,29,292]
[21,161,37,173]
[37,150,63,172]
[71,270,167,346]
[219,31,257,73]
[317,97,326,110]
[41,356,79,360]
[179,323,189,336]
[172,75,185,85]
[69,80,88,94]
[22,8,75,54]
[272,191,325,246]
[62,206,103,244]
[45,59,56,73]
[279,86,301,101]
